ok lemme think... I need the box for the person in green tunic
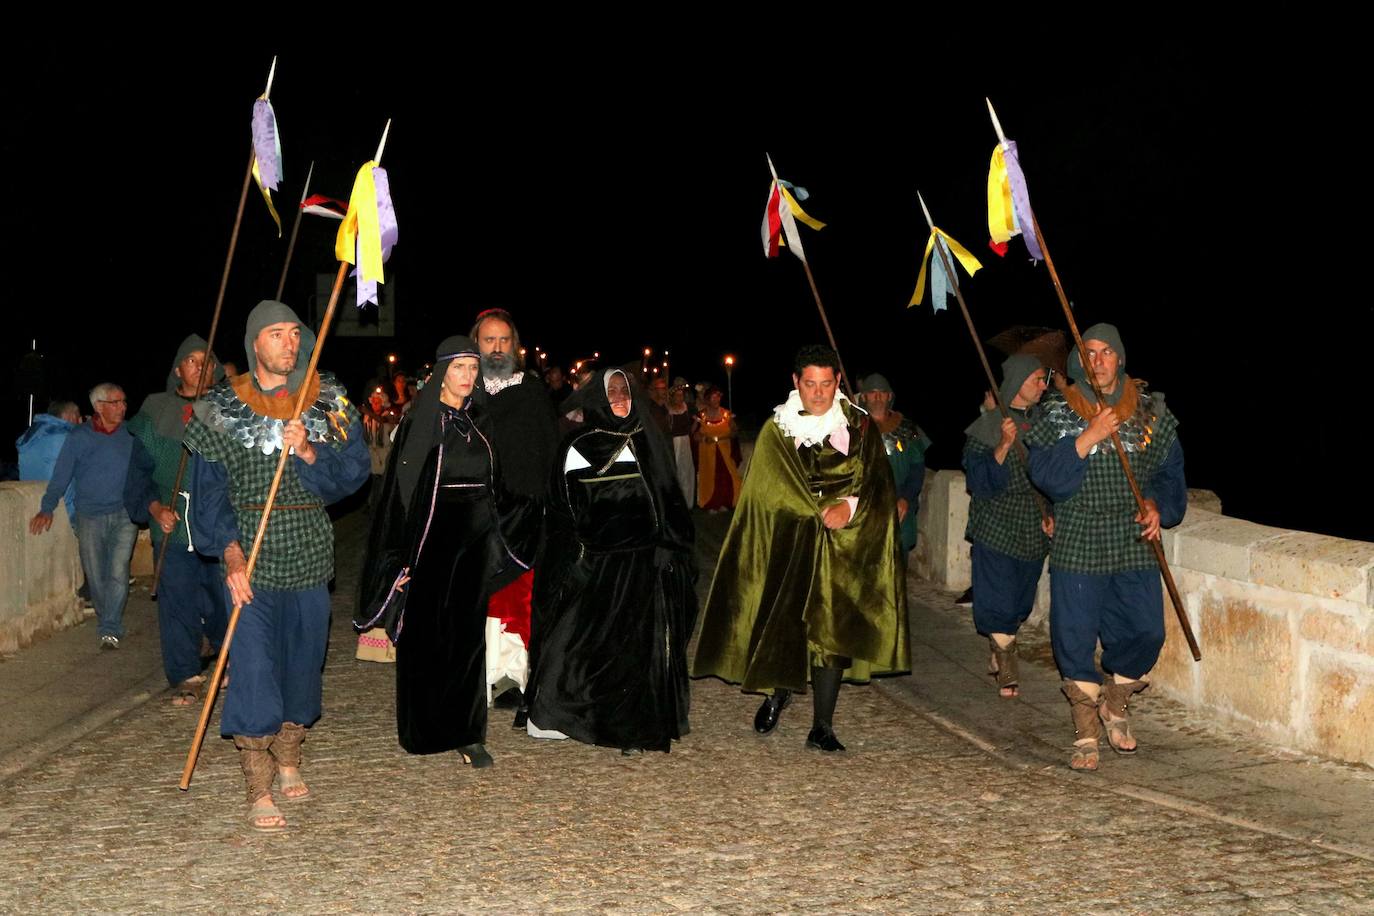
[693,345,910,752]
[856,373,931,554]
[124,335,228,704]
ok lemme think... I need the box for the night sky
[5,37,1370,540]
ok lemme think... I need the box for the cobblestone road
[2,513,1371,913]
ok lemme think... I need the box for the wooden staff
[180,121,393,790]
[151,57,276,598]
[274,160,315,300]
[987,100,1201,662]
[917,192,1050,524]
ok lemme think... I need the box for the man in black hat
[184,301,369,830]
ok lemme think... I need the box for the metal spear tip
[986,97,1009,148]
[265,56,277,98]
[375,119,393,164]
[916,190,935,230]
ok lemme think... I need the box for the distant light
[387,354,397,364]
[724,355,735,367]
[643,347,652,357]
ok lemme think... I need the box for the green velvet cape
[692,401,910,692]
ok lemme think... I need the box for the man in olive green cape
[693,345,909,752]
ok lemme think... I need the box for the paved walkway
[1,510,1371,912]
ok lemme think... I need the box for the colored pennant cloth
[251,97,284,236]
[987,140,1042,260]
[909,228,983,311]
[301,194,347,219]
[761,179,825,263]
[336,161,399,307]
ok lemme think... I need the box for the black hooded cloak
[354,336,536,754]
[525,369,697,753]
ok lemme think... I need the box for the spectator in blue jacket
[30,383,138,650]
[16,400,81,524]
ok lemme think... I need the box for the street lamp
[724,355,735,412]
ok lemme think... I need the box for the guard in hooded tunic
[124,334,229,703]
[183,301,370,831]
[693,345,909,753]
[961,354,1053,700]
[1025,323,1186,772]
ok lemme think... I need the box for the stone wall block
[1173,516,1287,582]
[1306,655,1374,767]
[1150,573,1203,701]
[1251,532,1374,603]
[1196,593,1295,727]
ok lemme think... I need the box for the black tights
[810,666,842,729]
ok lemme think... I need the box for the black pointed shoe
[805,726,846,753]
[457,743,494,768]
[753,690,792,734]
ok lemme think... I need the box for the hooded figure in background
[356,335,538,768]
[856,373,931,554]
[125,333,229,704]
[525,368,696,755]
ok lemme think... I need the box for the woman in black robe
[355,336,535,767]
[526,368,697,754]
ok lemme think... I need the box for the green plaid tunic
[127,410,193,549]
[1026,387,1179,574]
[962,434,1049,562]
[182,377,358,590]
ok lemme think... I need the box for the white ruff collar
[773,390,853,452]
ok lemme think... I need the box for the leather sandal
[247,796,288,832]
[1099,679,1148,755]
[170,676,205,707]
[988,638,1019,698]
[1062,680,1102,772]
[1070,741,1100,772]
[277,770,310,801]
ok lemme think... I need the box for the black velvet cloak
[526,370,697,752]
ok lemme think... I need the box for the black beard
[482,352,514,380]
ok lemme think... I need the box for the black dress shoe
[753,690,792,734]
[457,743,494,768]
[805,726,846,753]
[512,705,529,729]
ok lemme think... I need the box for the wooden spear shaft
[274,160,315,301]
[181,122,392,790]
[178,261,349,791]
[924,222,1051,523]
[799,259,854,399]
[150,144,256,598]
[1030,216,1201,662]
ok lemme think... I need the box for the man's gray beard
[482,352,514,381]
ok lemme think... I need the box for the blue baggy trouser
[157,546,229,686]
[76,510,138,640]
[220,585,331,738]
[970,542,1044,637]
[1049,568,1165,683]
